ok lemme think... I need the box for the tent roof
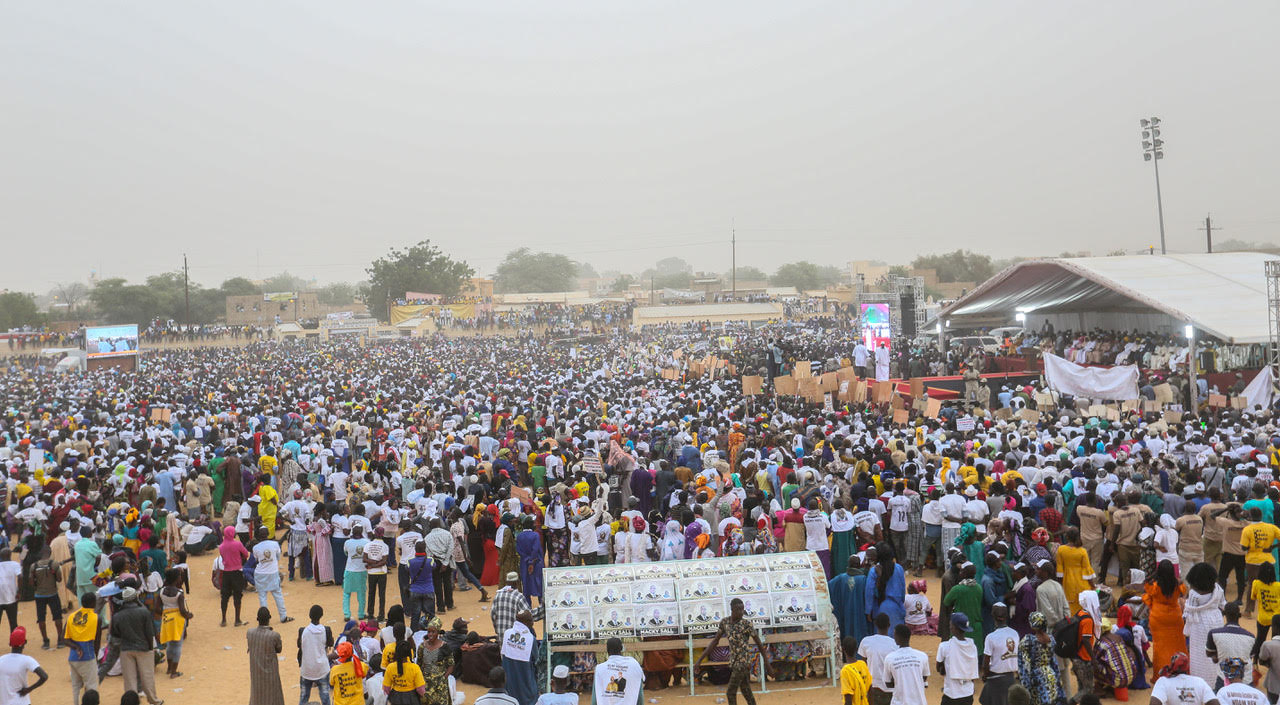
[938,252,1280,344]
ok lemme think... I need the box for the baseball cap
[950,613,973,633]
[452,618,471,631]
[9,627,26,647]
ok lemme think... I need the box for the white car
[949,335,1001,353]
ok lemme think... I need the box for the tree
[770,261,842,291]
[364,240,474,321]
[219,277,261,296]
[89,278,162,325]
[316,282,360,306]
[260,271,310,293]
[610,274,636,293]
[642,257,693,290]
[728,266,768,282]
[910,250,996,283]
[573,261,599,279]
[494,248,577,293]
[0,292,44,330]
[50,282,89,316]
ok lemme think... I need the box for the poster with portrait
[590,584,632,608]
[546,567,593,587]
[547,608,592,640]
[771,592,818,625]
[678,560,724,578]
[764,553,813,572]
[592,606,636,638]
[635,603,681,636]
[546,585,591,611]
[723,572,769,596]
[739,594,774,627]
[680,599,725,633]
[632,579,677,605]
[590,564,634,584]
[632,563,679,580]
[768,570,816,593]
[720,555,769,575]
[677,576,724,602]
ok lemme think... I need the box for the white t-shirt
[0,652,40,705]
[593,654,644,705]
[252,540,282,577]
[803,511,830,552]
[883,646,930,705]
[344,538,370,574]
[0,562,21,604]
[983,627,1020,674]
[535,693,580,705]
[1217,682,1269,705]
[887,495,912,532]
[903,594,931,626]
[935,638,978,699]
[858,633,898,689]
[363,540,388,575]
[1152,673,1217,705]
[501,622,534,662]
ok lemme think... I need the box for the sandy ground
[16,552,1256,705]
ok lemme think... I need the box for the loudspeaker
[900,291,917,336]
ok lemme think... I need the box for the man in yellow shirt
[840,636,871,705]
[1241,507,1280,616]
[64,593,102,705]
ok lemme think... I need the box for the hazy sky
[3,1,1278,291]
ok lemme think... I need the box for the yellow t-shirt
[328,661,365,705]
[382,661,425,692]
[64,607,98,642]
[258,455,278,475]
[1242,522,1280,564]
[1254,580,1280,626]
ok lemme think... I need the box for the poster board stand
[541,551,839,696]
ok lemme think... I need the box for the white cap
[553,665,570,679]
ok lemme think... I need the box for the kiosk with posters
[543,551,839,696]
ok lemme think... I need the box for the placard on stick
[892,409,909,424]
[793,361,812,379]
[926,398,942,417]
[1208,394,1228,408]
[1153,383,1174,404]
[774,375,797,396]
[742,376,763,396]
[909,379,924,398]
[872,381,893,404]
[1018,408,1041,424]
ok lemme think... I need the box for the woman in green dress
[942,561,985,647]
[415,617,455,705]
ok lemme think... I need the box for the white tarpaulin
[1243,366,1275,410]
[1043,353,1139,401]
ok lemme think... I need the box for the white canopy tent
[937,252,1280,344]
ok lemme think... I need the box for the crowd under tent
[935,252,1280,344]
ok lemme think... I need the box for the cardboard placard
[1105,407,1121,421]
[774,375,797,396]
[892,409,909,424]
[837,367,858,383]
[823,393,834,412]
[853,380,868,403]
[1208,394,1228,408]
[1153,383,1174,404]
[872,381,894,404]
[149,407,171,423]
[926,398,942,417]
[820,372,839,393]
[1163,411,1183,423]
[1034,392,1054,408]
[890,393,904,410]
[672,349,683,359]
[909,379,924,398]
[793,361,812,379]
[1087,404,1108,418]
[742,376,763,396]
[1121,399,1140,412]
[1018,408,1041,424]
[1143,400,1162,413]
[1231,396,1248,410]
[994,408,1013,420]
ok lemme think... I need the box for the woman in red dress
[479,504,500,586]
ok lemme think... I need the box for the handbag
[386,690,421,705]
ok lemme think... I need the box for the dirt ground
[16,553,1252,705]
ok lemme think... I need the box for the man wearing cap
[0,627,47,705]
[936,613,979,705]
[111,586,163,705]
[490,573,531,637]
[536,665,579,705]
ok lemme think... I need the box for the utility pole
[183,253,190,326]
[1205,214,1221,253]
[731,218,737,301]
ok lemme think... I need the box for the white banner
[1244,366,1275,411]
[1043,353,1139,401]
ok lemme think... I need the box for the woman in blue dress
[864,541,906,630]
[515,515,543,607]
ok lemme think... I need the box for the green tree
[642,257,693,290]
[728,266,768,282]
[610,274,636,292]
[364,240,474,321]
[219,277,261,296]
[0,292,44,330]
[260,271,310,293]
[770,261,841,290]
[89,278,162,325]
[494,248,577,293]
[910,250,996,283]
[574,260,599,279]
[316,282,360,306]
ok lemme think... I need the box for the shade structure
[937,252,1280,344]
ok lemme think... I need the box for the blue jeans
[299,677,331,705]
[406,591,434,630]
[256,572,288,620]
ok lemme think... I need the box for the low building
[631,302,784,327]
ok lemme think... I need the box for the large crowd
[0,321,1278,705]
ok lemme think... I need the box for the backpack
[1052,613,1084,659]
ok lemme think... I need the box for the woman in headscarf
[415,616,454,705]
[752,514,777,555]
[956,522,985,571]
[1017,612,1067,705]
[478,505,500,586]
[515,515,543,606]
[1153,514,1179,575]
[1092,623,1137,702]
[629,462,653,517]
[682,522,703,560]
[944,561,985,646]
[1182,561,1224,685]
[542,489,571,568]
[829,500,856,575]
[660,520,685,561]
[1143,559,1186,679]
[1021,526,1052,569]
[496,513,520,590]
[1113,602,1151,690]
[865,542,906,631]
[307,505,335,586]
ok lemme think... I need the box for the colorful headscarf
[1028,611,1047,631]
[1031,527,1050,546]
[955,522,976,546]
[1158,652,1191,679]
